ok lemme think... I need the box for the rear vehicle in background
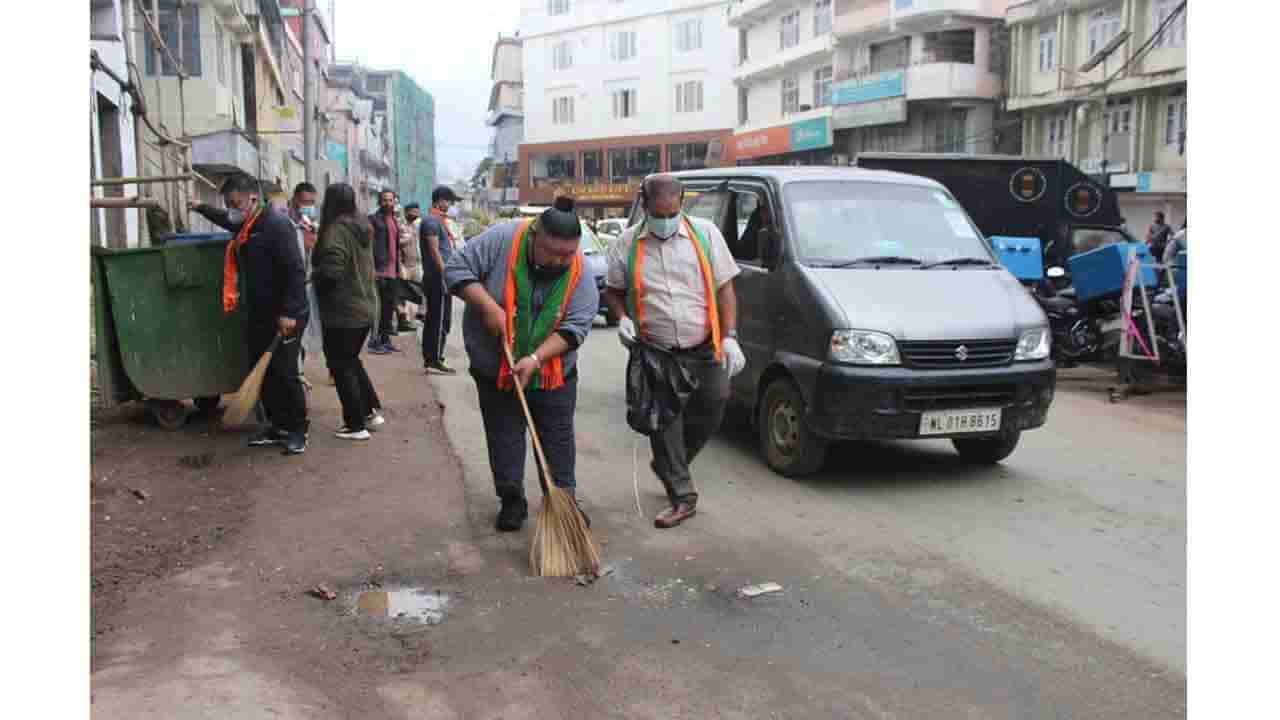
[629,167,1056,476]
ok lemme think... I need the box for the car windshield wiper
[823,256,924,268]
[919,257,997,269]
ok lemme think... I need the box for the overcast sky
[331,0,523,184]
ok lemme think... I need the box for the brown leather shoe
[654,503,696,529]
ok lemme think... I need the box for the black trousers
[473,372,578,501]
[421,271,452,364]
[376,277,398,342]
[248,321,308,434]
[650,345,729,507]
[322,325,382,430]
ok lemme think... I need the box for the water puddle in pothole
[351,587,451,625]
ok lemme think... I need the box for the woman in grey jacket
[311,183,385,440]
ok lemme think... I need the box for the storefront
[519,129,732,218]
[733,116,834,166]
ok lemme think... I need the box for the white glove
[618,317,638,348]
[722,337,746,377]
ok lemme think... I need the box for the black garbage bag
[626,342,698,435]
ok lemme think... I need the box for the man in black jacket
[191,174,310,454]
[368,189,404,353]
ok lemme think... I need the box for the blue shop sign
[790,117,832,152]
[832,70,906,106]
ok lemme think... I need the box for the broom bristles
[530,486,601,577]
[221,348,275,428]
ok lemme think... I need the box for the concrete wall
[91,0,142,248]
[522,0,735,144]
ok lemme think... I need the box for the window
[609,146,660,184]
[583,150,604,182]
[1165,97,1186,150]
[869,38,910,73]
[780,11,800,50]
[1087,5,1122,57]
[675,80,703,113]
[1105,99,1132,135]
[216,21,226,86]
[922,29,975,64]
[1038,23,1057,72]
[530,152,576,187]
[739,28,749,63]
[738,86,749,125]
[552,96,574,125]
[813,66,833,108]
[675,17,703,52]
[668,143,710,172]
[781,76,799,115]
[814,0,832,36]
[1153,0,1186,49]
[366,75,386,92]
[612,88,637,118]
[548,0,569,16]
[730,191,766,263]
[610,31,637,62]
[552,40,573,70]
[1044,112,1068,157]
[144,1,201,77]
[923,107,969,152]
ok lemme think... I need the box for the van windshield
[783,181,993,266]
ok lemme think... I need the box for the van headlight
[830,330,900,365]
[1014,328,1051,361]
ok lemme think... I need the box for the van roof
[665,165,946,190]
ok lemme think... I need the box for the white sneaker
[366,412,386,431]
[335,427,371,441]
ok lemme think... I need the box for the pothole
[351,587,451,625]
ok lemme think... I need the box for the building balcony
[905,62,1000,101]
[485,187,519,205]
[728,0,781,27]
[485,106,525,126]
[836,0,1006,37]
[735,35,836,84]
[190,129,260,177]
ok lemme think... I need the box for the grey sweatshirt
[444,220,599,381]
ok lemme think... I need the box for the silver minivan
[630,167,1056,476]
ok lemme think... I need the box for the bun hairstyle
[537,195,582,239]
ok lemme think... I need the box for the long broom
[502,343,602,577]
[222,334,282,428]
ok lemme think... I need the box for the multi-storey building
[485,32,524,213]
[1005,0,1186,228]
[519,0,737,218]
[91,0,143,248]
[728,0,838,164]
[831,0,1014,158]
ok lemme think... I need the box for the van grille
[902,385,1017,412]
[898,339,1017,369]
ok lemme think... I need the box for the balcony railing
[735,34,835,83]
[191,129,260,177]
[905,62,1000,100]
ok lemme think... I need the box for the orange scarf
[628,216,722,360]
[496,220,583,392]
[222,208,262,313]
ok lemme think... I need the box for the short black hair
[432,186,460,203]
[404,202,420,211]
[220,173,258,196]
[538,196,582,239]
[379,189,397,200]
[293,181,318,196]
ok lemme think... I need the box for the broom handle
[502,343,554,496]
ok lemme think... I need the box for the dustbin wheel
[148,400,188,430]
[194,396,221,414]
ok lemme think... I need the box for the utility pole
[303,0,316,184]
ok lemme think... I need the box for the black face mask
[527,240,569,281]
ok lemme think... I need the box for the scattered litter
[671,638,680,645]
[738,582,784,598]
[178,452,214,469]
[309,584,338,601]
[130,488,150,501]
[684,556,695,561]
[704,583,718,592]
[573,565,615,586]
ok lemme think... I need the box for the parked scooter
[1034,267,1101,365]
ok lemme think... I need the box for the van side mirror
[758,228,779,267]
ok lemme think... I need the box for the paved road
[430,311,1186,716]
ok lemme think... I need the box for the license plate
[919,408,1002,436]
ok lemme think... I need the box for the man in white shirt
[603,174,746,529]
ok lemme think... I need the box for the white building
[91,0,143,248]
[518,0,737,217]
[485,33,525,211]
[1006,0,1187,229]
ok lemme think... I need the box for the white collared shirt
[605,215,740,349]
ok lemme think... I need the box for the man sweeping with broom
[444,197,598,537]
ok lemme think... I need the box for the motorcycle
[1034,267,1101,365]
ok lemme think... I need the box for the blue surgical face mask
[299,205,317,220]
[647,213,681,240]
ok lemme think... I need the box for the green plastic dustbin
[91,237,250,428]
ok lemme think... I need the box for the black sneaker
[248,427,286,447]
[398,320,417,332]
[425,360,458,375]
[495,497,528,532]
[282,431,307,455]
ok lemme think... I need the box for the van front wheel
[952,432,1021,465]
[760,379,828,477]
